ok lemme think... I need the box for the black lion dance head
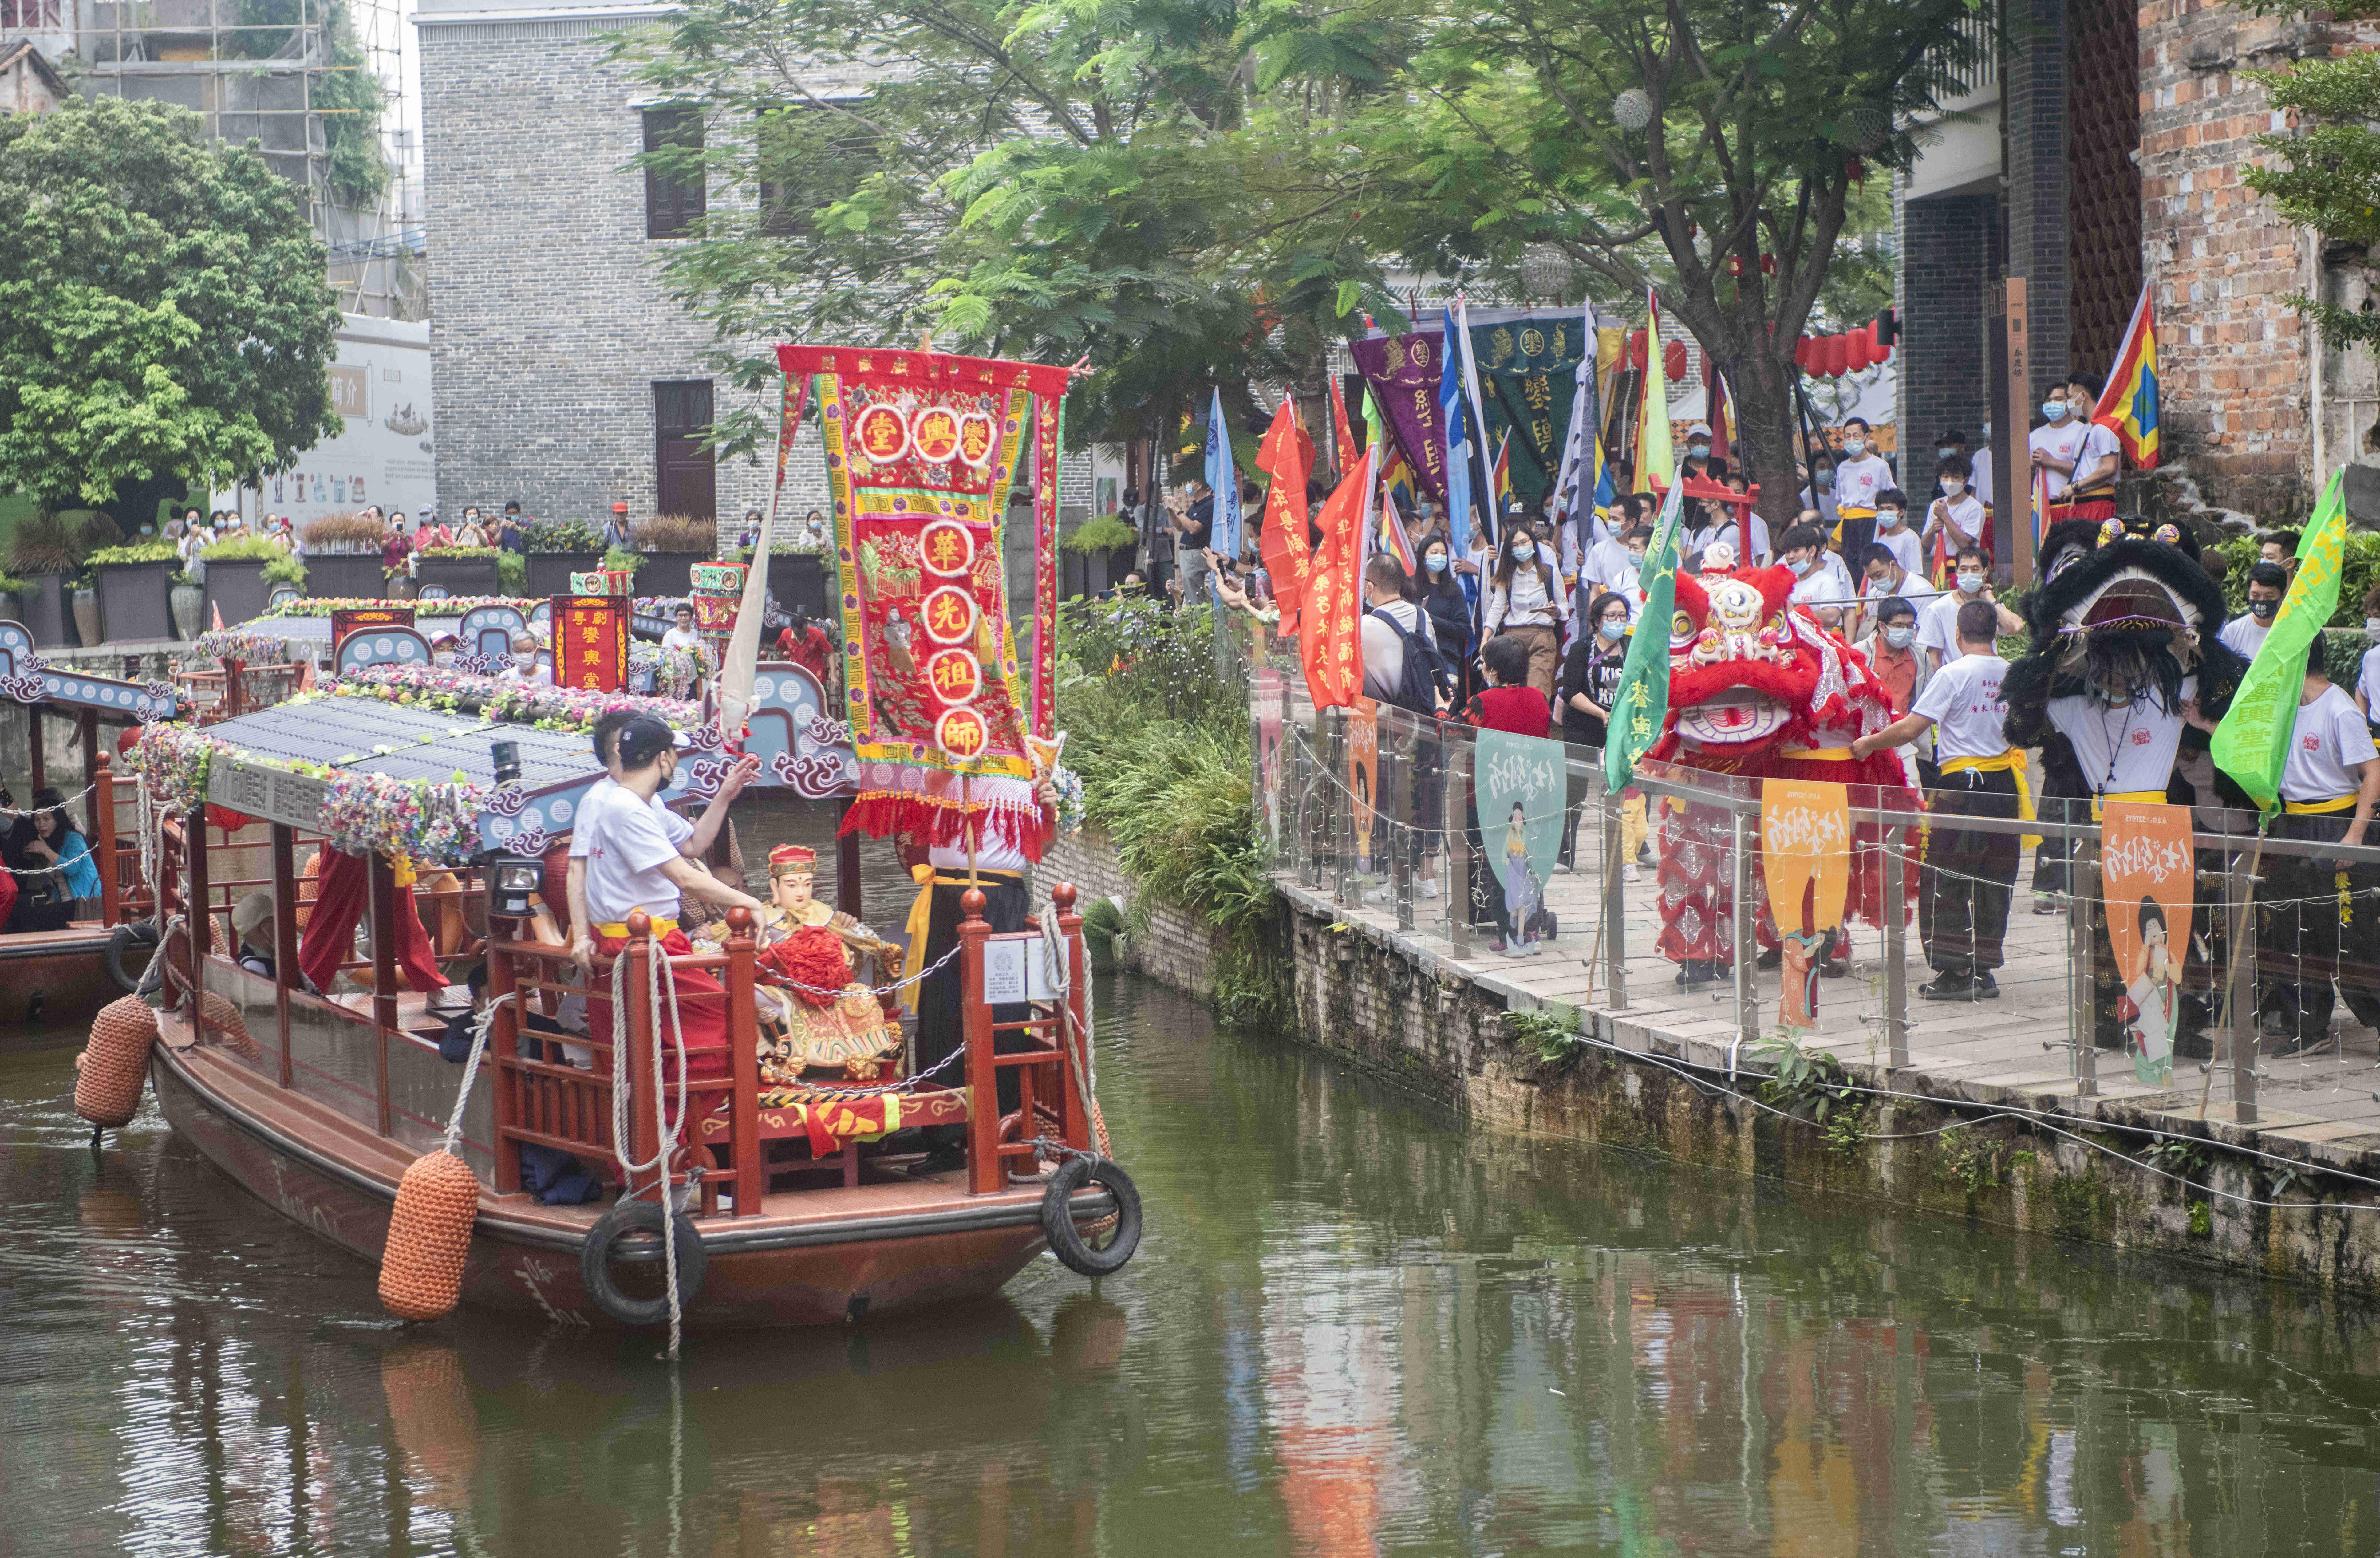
[2003,516,2248,782]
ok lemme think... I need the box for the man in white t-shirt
[2047,373,2124,524]
[1869,489,1924,578]
[2028,383,2120,524]
[1359,554,1445,711]
[1778,523,1854,629]
[1919,546,2023,672]
[1830,418,1893,558]
[1854,544,1935,645]
[1852,597,2019,999]
[1924,453,1991,570]
[496,631,554,689]
[2355,613,2380,728]
[2220,562,2288,660]
[1710,503,1771,568]
[2262,645,2380,1053]
[564,715,765,1087]
[1969,422,1996,511]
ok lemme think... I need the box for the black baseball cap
[616,714,690,768]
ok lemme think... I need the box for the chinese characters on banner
[553,595,628,692]
[776,343,1069,858]
[1760,779,1851,1031]
[1300,460,1369,710]
[2101,799,2194,1085]
[331,606,414,654]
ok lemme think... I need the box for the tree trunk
[1730,347,1810,536]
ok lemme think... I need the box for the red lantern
[1727,254,1745,279]
[1794,335,1814,370]
[1823,334,1848,377]
[1664,339,1689,381]
[1760,253,1777,276]
[1845,329,1873,373]
[1628,329,1648,370]
[1870,318,1892,361]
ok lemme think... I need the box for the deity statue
[735,845,906,1087]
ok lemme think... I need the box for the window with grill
[643,106,706,239]
[755,102,882,239]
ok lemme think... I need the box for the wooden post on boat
[837,820,864,922]
[94,752,117,929]
[185,805,210,1001]
[960,887,999,1195]
[271,824,296,1088]
[486,918,522,1195]
[223,660,245,720]
[366,852,399,1135]
[77,708,96,806]
[724,905,762,1216]
[31,708,47,795]
[622,911,662,1204]
[1053,883,1089,1151]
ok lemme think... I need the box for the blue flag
[1438,304,1474,558]
[1205,388,1243,568]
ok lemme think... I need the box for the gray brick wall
[416,11,834,530]
[1895,191,1999,461]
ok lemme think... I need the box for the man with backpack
[1360,555,1447,716]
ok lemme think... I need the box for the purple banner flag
[1349,331,1450,507]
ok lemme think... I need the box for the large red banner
[1301,462,1367,710]
[776,344,1071,858]
[554,595,628,692]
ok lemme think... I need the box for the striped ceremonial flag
[1380,448,1415,519]
[1379,484,1419,574]
[2092,282,2161,471]
[1492,431,1514,516]
[2032,467,2051,549]
[1633,290,1673,493]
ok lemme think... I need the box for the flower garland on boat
[640,640,707,698]
[256,596,538,620]
[124,718,488,864]
[187,627,299,664]
[322,662,704,733]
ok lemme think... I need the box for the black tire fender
[1039,1155,1143,1278]
[579,1198,706,1328]
[107,921,161,995]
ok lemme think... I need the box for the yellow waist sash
[1780,747,1856,760]
[1941,750,2038,850]
[594,917,679,938]
[902,865,1026,979]
[2284,794,2359,815]
[2088,789,2167,821]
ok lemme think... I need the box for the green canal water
[5,976,2380,1554]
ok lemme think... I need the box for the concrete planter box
[1062,544,1139,600]
[526,552,603,597]
[414,555,499,598]
[302,552,384,599]
[15,575,73,647]
[203,558,274,628]
[632,550,709,599]
[96,561,177,643]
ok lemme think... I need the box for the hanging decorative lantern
[1760,253,1777,277]
[1664,340,1689,381]
[1727,254,1745,279]
[1613,88,1653,130]
[1846,329,1874,373]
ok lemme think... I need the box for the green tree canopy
[623,0,1987,516]
[0,96,343,511]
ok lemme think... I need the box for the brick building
[1896,0,2378,527]
[414,0,842,527]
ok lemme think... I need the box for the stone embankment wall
[1052,826,2380,1298]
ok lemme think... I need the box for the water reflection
[2,802,2379,1554]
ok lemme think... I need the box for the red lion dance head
[1651,564,1900,763]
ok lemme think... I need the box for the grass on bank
[1054,596,1282,1021]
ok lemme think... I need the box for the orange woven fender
[74,996,158,1127]
[379,1150,481,1321]
[295,848,322,933]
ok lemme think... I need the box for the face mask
[1937,447,1956,460]
[1688,443,1710,458]
[2250,598,2279,621]
[1877,510,1903,531]
[1789,557,1815,578]
[1956,571,1984,595]
[1627,551,1646,568]
[1884,626,1915,649]
[1598,619,1626,642]
[1841,439,1865,457]
[1425,553,1448,574]
[1814,471,1835,491]
[1943,479,1966,496]
[2042,400,2068,421]
[433,652,455,668]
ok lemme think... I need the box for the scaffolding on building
[70,0,426,318]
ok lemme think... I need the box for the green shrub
[497,551,526,594]
[603,546,643,577]
[263,554,307,586]
[84,540,180,567]
[522,517,601,554]
[1061,513,1137,554]
[198,536,288,562]
[0,571,35,599]
[417,545,497,560]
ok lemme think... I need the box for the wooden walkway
[1278,831,2380,1171]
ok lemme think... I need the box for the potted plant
[632,514,717,598]
[4,510,110,648]
[198,535,289,627]
[1062,513,1140,599]
[0,570,33,631]
[521,517,604,596]
[87,538,181,642]
[739,539,832,619]
[602,546,643,593]
[297,512,388,598]
[413,545,500,598]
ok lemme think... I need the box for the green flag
[2211,468,2348,818]
[1604,463,1687,793]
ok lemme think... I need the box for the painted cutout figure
[1502,802,1541,953]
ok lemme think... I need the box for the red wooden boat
[132,706,1129,1331]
